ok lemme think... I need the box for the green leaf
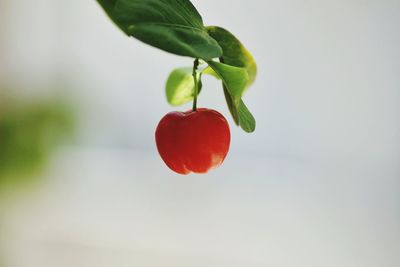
[202,66,219,79]
[97,0,222,60]
[237,100,256,133]
[222,86,255,132]
[166,67,193,106]
[207,61,248,106]
[166,67,202,106]
[207,26,257,87]
[204,63,255,132]
[223,85,239,125]
[204,26,257,133]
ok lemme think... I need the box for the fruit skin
[155,108,231,175]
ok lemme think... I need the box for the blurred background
[0,0,399,266]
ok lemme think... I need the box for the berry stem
[192,58,200,111]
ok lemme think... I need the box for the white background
[0,0,399,266]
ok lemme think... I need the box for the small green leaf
[97,0,222,60]
[237,100,256,133]
[223,85,239,125]
[207,26,257,87]
[222,86,255,132]
[166,67,202,106]
[202,66,219,79]
[207,61,248,106]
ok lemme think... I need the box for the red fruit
[155,108,231,175]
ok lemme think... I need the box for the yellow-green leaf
[166,67,199,106]
[207,26,257,87]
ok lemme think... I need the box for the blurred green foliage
[0,95,75,190]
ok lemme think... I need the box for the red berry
[155,108,231,175]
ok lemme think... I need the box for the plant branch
[192,58,200,111]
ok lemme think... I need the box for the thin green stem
[192,58,200,111]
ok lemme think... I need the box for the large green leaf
[166,67,202,106]
[207,26,257,87]
[97,0,222,60]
